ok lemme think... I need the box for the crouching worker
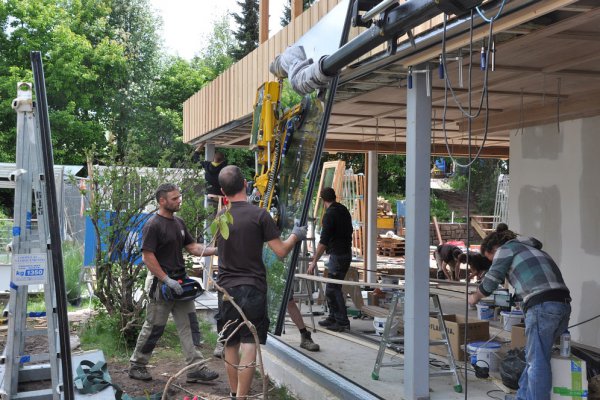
[434,243,463,280]
[468,223,571,400]
[215,166,306,399]
[129,183,219,383]
[458,252,492,282]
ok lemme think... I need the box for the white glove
[292,224,307,242]
[163,277,184,295]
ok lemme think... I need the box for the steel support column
[366,150,378,284]
[403,65,431,400]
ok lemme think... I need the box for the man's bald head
[218,165,245,196]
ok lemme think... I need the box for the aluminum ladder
[0,80,72,398]
[371,292,463,393]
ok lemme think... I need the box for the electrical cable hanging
[476,0,507,23]
[440,11,495,168]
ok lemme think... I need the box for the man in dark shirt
[193,146,228,212]
[128,183,219,383]
[215,165,306,399]
[308,187,354,332]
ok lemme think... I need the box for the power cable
[568,313,600,329]
[476,0,507,23]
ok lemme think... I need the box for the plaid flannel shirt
[478,236,569,304]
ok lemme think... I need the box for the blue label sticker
[10,281,18,290]
[26,211,32,230]
[19,355,31,364]
[12,226,21,236]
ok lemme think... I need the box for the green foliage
[449,159,507,215]
[63,241,83,305]
[79,310,131,359]
[210,211,234,240]
[378,154,406,195]
[221,148,256,180]
[230,0,259,61]
[0,0,124,163]
[430,193,451,221]
[194,15,236,79]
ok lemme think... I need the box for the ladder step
[12,388,54,400]
[429,339,449,346]
[13,353,50,364]
[430,370,457,377]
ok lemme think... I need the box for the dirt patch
[0,317,274,399]
[106,351,268,399]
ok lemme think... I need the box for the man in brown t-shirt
[128,183,219,383]
[215,166,306,399]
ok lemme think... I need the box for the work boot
[300,331,320,352]
[317,317,335,327]
[186,366,219,383]
[213,341,224,358]
[326,321,350,332]
[128,365,152,381]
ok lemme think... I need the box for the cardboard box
[511,323,526,349]
[551,355,588,399]
[429,314,489,361]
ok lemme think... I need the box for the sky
[150,0,285,60]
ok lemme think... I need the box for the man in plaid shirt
[468,224,570,400]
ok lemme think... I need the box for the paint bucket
[476,303,494,320]
[501,310,524,332]
[373,316,400,336]
[467,341,502,372]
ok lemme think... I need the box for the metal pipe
[321,0,484,77]
[361,0,398,24]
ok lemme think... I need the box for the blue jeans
[325,253,351,325]
[516,301,571,400]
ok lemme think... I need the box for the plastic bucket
[373,316,400,336]
[476,303,494,320]
[501,310,524,332]
[468,341,502,372]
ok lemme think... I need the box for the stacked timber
[377,234,405,257]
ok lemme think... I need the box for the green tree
[230,0,259,61]
[0,0,126,164]
[280,0,316,26]
[194,15,236,80]
[449,158,508,214]
[105,0,162,158]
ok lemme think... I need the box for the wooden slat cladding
[183,0,445,143]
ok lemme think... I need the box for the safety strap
[74,359,162,400]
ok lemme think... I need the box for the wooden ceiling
[201,0,600,158]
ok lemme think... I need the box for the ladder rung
[429,339,449,346]
[24,329,49,337]
[430,370,456,377]
[13,353,50,364]
[379,362,403,368]
[12,388,54,399]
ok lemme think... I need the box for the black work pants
[325,253,352,325]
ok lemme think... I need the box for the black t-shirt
[319,202,353,256]
[141,214,194,274]
[216,201,280,292]
[437,244,460,263]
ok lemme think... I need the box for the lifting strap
[74,360,162,400]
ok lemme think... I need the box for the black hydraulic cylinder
[31,51,75,400]
[321,0,483,76]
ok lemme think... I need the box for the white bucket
[476,303,494,320]
[373,316,400,336]
[501,310,524,332]
[468,341,502,372]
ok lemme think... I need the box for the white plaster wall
[509,115,600,349]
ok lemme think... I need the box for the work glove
[163,277,184,295]
[292,224,307,242]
